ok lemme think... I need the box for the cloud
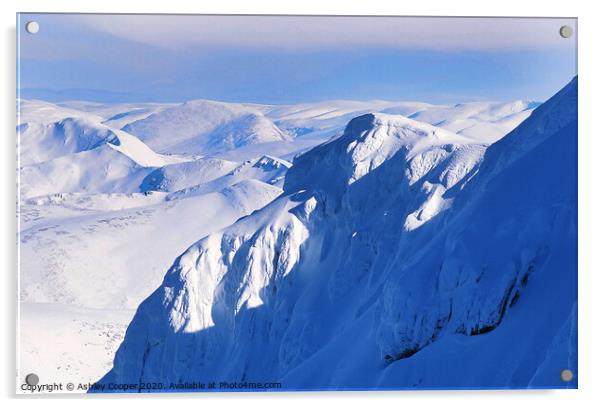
[38,14,576,51]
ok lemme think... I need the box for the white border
[2,1,601,406]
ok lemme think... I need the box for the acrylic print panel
[16,14,577,393]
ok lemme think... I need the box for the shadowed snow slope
[96,77,578,391]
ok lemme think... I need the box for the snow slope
[18,180,283,386]
[96,78,577,391]
[122,100,291,155]
[17,100,290,388]
[19,129,182,199]
[56,100,174,129]
[165,155,292,201]
[19,181,282,309]
[19,303,134,387]
[18,100,182,166]
[405,100,539,143]
[139,157,240,193]
[18,101,191,199]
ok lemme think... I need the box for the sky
[17,14,577,105]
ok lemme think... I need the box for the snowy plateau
[17,78,577,392]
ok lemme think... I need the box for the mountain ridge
[94,77,577,390]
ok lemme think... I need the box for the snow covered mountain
[17,100,292,385]
[141,155,291,199]
[267,99,538,146]
[96,78,576,391]
[122,100,291,155]
[18,102,191,199]
[17,88,555,391]
[404,100,540,143]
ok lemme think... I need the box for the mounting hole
[560,369,574,382]
[559,25,573,39]
[25,373,39,386]
[25,21,39,34]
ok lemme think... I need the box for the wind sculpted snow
[17,86,569,392]
[95,78,576,391]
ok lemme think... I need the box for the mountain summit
[95,78,576,391]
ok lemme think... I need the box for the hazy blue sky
[17,14,577,104]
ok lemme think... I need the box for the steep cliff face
[98,78,577,391]
[375,77,578,364]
